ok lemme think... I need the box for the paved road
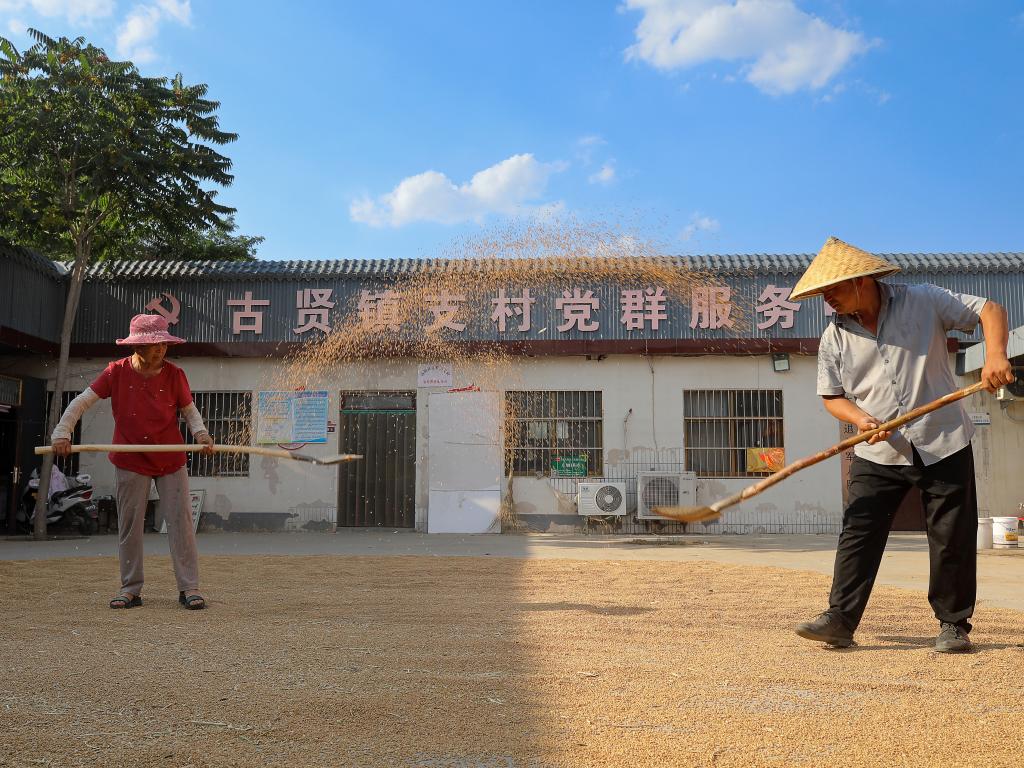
[3,529,1023,611]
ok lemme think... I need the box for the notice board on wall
[256,391,329,444]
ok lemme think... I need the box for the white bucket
[977,518,993,550]
[992,517,1019,548]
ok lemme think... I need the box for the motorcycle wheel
[83,518,99,536]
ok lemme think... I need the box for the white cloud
[575,134,606,165]
[0,1,115,25]
[0,1,191,64]
[350,154,565,228]
[588,161,617,186]
[116,5,161,62]
[679,212,720,242]
[115,0,190,63]
[155,0,189,25]
[624,0,875,95]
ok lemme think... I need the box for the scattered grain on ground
[2,555,1022,767]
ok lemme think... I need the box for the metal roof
[74,251,1024,281]
[0,238,68,280]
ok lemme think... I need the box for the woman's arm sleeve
[51,388,100,441]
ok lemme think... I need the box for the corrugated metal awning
[69,252,1024,282]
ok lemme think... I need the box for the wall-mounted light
[772,352,791,373]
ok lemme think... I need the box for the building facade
[2,242,1023,534]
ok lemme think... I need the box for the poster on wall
[745,447,785,473]
[417,364,453,388]
[160,489,205,534]
[256,391,329,444]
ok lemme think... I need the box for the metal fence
[546,446,839,535]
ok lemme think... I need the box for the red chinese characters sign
[137,283,833,339]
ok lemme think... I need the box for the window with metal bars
[505,391,603,477]
[45,391,82,476]
[683,389,784,478]
[178,392,252,477]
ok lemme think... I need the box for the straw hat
[790,237,900,301]
[116,313,185,346]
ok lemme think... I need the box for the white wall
[503,354,840,533]
[33,350,1013,534]
[962,386,1024,519]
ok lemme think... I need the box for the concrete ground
[3,529,1023,611]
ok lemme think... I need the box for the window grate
[505,391,603,477]
[683,389,784,478]
[178,392,252,477]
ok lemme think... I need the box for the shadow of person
[823,636,1024,653]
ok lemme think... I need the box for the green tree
[0,30,241,537]
[100,215,263,261]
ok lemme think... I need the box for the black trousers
[829,444,977,631]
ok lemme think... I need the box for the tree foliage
[0,29,257,260]
[100,215,264,261]
[0,29,256,536]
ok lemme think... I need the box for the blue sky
[2,1,1023,260]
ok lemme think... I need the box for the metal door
[337,392,416,528]
[2,376,45,534]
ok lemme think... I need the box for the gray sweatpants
[115,467,199,595]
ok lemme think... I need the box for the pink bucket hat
[116,313,186,346]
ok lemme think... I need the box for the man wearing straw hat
[50,314,214,610]
[790,237,1014,653]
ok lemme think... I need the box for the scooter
[17,467,100,535]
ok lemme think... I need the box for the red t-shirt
[90,357,193,477]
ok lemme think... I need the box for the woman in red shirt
[52,314,214,610]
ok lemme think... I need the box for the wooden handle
[710,381,987,515]
[38,444,203,455]
[36,444,311,461]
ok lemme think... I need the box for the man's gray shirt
[816,282,988,466]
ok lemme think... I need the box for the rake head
[312,453,364,466]
[651,505,721,524]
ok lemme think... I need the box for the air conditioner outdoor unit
[576,481,628,516]
[636,471,697,520]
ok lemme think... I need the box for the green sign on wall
[551,454,588,477]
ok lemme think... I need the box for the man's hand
[824,396,893,443]
[979,301,1013,393]
[980,353,1015,393]
[856,415,892,444]
[52,438,72,457]
[196,431,215,455]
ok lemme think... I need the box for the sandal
[109,593,142,609]
[178,591,206,610]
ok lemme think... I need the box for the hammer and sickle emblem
[144,292,181,325]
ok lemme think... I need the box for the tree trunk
[33,240,91,540]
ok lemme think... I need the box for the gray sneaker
[935,622,972,653]
[795,611,854,648]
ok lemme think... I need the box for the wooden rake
[653,381,986,524]
[35,444,363,466]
